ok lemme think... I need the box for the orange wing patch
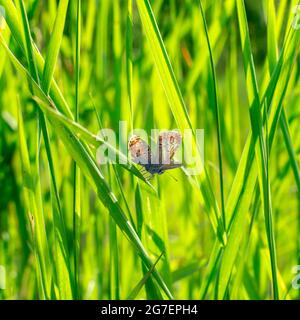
[128,135,151,165]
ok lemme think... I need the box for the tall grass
[0,0,300,300]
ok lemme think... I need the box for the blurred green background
[0,0,300,300]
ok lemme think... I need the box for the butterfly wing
[158,131,182,165]
[128,132,182,178]
[128,135,151,165]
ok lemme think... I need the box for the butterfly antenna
[166,171,178,182]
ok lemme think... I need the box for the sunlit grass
[0,0,300,300]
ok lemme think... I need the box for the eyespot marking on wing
[158,131,182,164]
[128,135,151,165]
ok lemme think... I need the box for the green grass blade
[214,0,300,299]
[197,0,226,229]
[267,0,300,196]
[0,0,73,117]
[126,0,133,131]
[42,0,69,93]
[135,0,226,245]
[17,0,73,298]
[280,113,300,193]
[127,251,164,299]
[234,0,278,300]
[0,37,174,300]
[72,0,81,299]
[267,0,278,71]
[17,100,51,299]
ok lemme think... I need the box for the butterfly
[128,131,182,180]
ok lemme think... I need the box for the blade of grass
[42,0,69,93]
[92,101,137,229]
[17,99,50,299]
[197,0,226,229]
[267,0,300,196]
[267,3,300,297]
[72,0,81,299]
[17,0,73,299]
[172,260,205,283]
[203,2,300,299]
[217,0,280,299]
[234,0,278,300]
[127,251,164,299]
[135,0,226,245]
[126,0,133,132]
[134,184,163,299]
[108,166,120,300]
[89,93,156,190]
[267,0,278,71]
[280,113,300,193]
[0,0,73,116]
[126,3,166,296]
[0,36,174,299]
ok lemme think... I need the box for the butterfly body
[128,131,182,179]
